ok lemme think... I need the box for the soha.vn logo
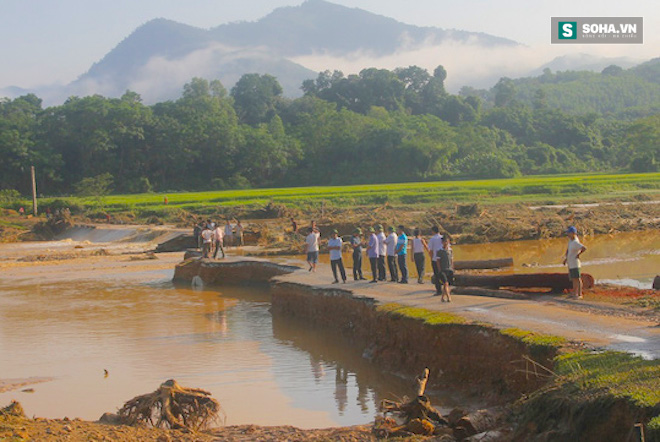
[558,22,577,39]
[582,22,638,34]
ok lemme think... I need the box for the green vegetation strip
[377,303,566,349]
[500,328,567,347]
[378,303,467,325]
[25,172,660,215]
[555,351,660,408]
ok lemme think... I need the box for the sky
[0,0,657,89]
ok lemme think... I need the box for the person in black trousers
[351,228,366,281]
[411,228,428,284]
[385,226,399,282]
[367,227,379,283]
[376,224,387,281]
[328,229,347,284]
[395,225,408,284]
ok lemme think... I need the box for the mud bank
[173,258,298,285]
[174,257,660,441]
[270,282,555,400]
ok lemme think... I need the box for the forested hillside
[461,58,660,118]
[1,63,658,196]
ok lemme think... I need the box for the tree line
[0,65,658,196]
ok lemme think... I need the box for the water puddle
[0,277,460,427]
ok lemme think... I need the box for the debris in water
[375,368,503,439]
[1,401,25,418]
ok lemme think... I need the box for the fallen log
[454,273,594,291]
[452,286,529,300]
[454,257,513,270]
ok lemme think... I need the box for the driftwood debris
[454,272,595,291]
[376,368,449,438]
[375,369,503,439]
[0,401,25,418]
[117,379,224,430]
[454,257,514,271]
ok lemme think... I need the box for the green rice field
[26,172,660,217]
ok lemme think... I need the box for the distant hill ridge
[62,0,520,103]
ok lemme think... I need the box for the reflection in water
[270,314,460,422]
[0,278,461,427]
[306,230,660,288]
[335,367,348,414]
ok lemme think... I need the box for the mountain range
[0,0,649,105]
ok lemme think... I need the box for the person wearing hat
[351,228,366,281]
[563,226,587,299]
[367,227,379,283]
[376,224,387,281]
[384,226,399,282]
[328,229,347,284]
[395,225,409,283]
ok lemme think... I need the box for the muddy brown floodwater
[0,270,464,427]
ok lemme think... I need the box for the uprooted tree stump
[374,368,502,440]
[376,368,450,437]
[116,379,224,430]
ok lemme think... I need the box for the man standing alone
[384,226,399,282]
[305,227,321,272]
[563,226,587,299]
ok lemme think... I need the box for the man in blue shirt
[395,225,408,284]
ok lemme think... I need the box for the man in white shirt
[428,226,444,286]
[563,226,587,299]
[384,226,399,282]
[213,223,225,259]
[327,229,346,283]
[201,226,214,258]
[376,225,387,281]
[305,227,321,272]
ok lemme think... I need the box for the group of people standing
[194,219,244,259]
[305,224,454,301]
